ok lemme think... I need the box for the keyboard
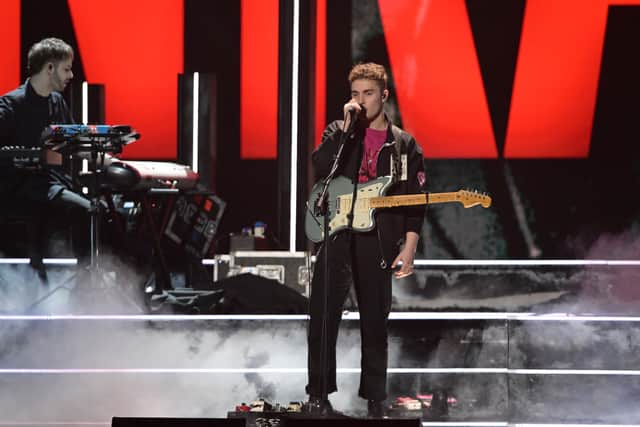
[0,146,43,168]
[106,160,199,191]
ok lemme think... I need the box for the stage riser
[509,320,640,369]
[4,319,640,369]
[3,262,640,314]
[509,374,640,423]
[2,318,640,423]
[0,319,506,369]
[2,259,640,424]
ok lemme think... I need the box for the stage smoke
[0,252,148,315]
[0,314,367,422]
[0,263,45,313]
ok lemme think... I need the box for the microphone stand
[313,113,357,406]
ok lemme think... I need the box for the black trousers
[306,231,392,401]
[1,170,90,262]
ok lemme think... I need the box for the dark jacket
[0,80,73,201]
[312,119,427,267]
[0,79,72,149]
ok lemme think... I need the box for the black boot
[367,400,386,418]
[305,396,335,417]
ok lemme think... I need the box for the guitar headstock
[457,189,492,208]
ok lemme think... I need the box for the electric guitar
[305,175,491,243]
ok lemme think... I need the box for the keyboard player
[0,38,90,277]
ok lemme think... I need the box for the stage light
[289,0,300,251]
[81,81,88,125]
[192,72,199,173]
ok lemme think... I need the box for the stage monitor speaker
[212,273,308,314]
[112,417,243,427]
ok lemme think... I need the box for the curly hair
[27,38,74,75]
[348,62,388,91]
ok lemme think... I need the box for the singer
[305,63,427,418]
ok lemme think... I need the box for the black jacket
[312,119,427,267]
[0,80,73,201]
[0,79,72,149]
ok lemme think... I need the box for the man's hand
[342,99,362,132]
[391,231,420,279]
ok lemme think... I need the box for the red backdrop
[3,0,640,160]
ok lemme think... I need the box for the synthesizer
[106,160,199,191]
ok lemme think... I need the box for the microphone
[346,104,364,122]
[345,105,357,125]
[343,103,364,133]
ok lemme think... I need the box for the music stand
[26,125,143,313]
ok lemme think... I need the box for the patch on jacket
[417,171,426,187]
[390,154,408,181]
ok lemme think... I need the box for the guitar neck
[369,192,461,208]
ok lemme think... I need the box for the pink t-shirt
[358,128,388,183]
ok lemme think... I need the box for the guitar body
[305,175,393,243]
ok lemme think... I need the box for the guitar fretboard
[369,192,463,208]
